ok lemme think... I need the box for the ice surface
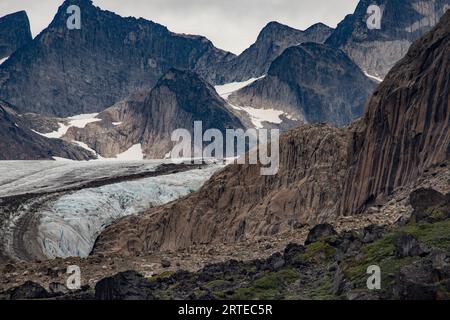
[0,161,163,197]
[0,160,224,259]
[37,164,221,258]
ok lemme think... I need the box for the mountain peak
[258,21,301,39]
[156,68,221,105]
[230,41,375,128]
[0,1,232,117]
[325,0,450,77]
[0,10,32,59]
[159,68,209,88]
[305,22,333,33]
[2,10,28,19]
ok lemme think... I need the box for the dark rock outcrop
[0,100,95,160]
[305,224,338,245]
[63,69,244,158]
[94,271,154,300]
[229,42,376,128]
[0,11,32,60]
[394,234,429,258]
[0,0,233,117]
[410,188,450,223]
[326,0,450,78]
[339,10,450,215]
[209,22,333,84]
[9,281,49,300]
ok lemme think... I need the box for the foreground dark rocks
[95,271,154,300]
[305,224,337,245]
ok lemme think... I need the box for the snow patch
[112,122,122,126]
[71,142,145,161]
[0,56,9,65]
[33,113,101,139]
[67,113,101,128]
[230,104,285,129]
[215,76,265,100]
[52,157,74,162]
[72,141,99,156]
[115,144,144,161]
[364,71,383,83]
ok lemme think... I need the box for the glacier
[0,160,224,260]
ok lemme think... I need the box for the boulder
[394,234,429,258]
[305,224,337,245]
[94,271,154,300]
[9,281,49,300]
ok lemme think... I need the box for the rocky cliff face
[93,124,351,255]
[0,100,94,160]
[207,22,333,84]
[0,11,32,60]
[0,0,233,117]
[326,0,450,78]
[228,42,376,128]
[64,69,244,159]
[339,10,450,215]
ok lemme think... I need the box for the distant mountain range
[63,69,244,159]
[325,0,450,78]
[0,100,93,160]
[0,0,233,117]
[228,42,376,128]
[0,0,448,160]
[207,21,334,84]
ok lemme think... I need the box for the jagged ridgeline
[0,0,234,117]
[0,11,32,60]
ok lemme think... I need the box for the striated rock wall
[93,124,352,255]
[339,10,450,214]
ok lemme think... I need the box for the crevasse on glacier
[36,165,221,258]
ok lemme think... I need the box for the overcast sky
[0,0,359,54]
